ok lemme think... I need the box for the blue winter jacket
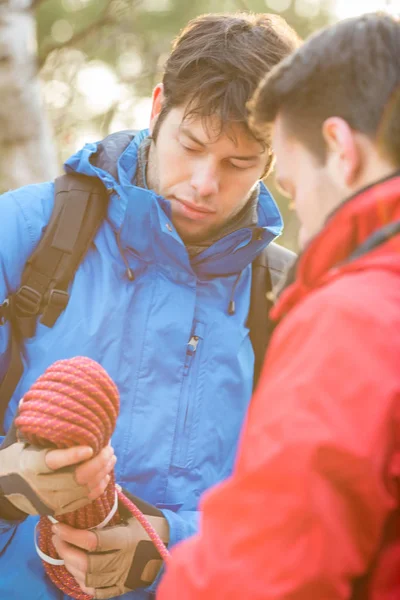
[0,130,282,599]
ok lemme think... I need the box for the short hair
[153,12,300,176]
[248,12,400,167]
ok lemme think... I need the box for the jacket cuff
[0,496,27,522]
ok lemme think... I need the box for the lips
[176,198,215,214]
[172,197,216,221]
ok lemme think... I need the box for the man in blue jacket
[0,12,298,600]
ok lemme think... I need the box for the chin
[175,223,212,245]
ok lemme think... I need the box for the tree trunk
[0,0,58,193]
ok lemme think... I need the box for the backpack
[0,173,296,431]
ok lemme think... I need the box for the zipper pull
[187,335,199,354]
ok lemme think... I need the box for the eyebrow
[179,126,262,161]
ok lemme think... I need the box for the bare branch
[38,0,145,68]
[31,0,44,8]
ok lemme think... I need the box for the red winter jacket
[158,175,400,600]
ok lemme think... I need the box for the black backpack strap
[249,242,296,390]
[0,173,108,432]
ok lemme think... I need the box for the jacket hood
[273,173,400,320]
[64,129,283,277]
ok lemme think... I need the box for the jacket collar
[273,173,400,320]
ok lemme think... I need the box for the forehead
[272,115,297,174]
[171,106,265,152]
[272,116,289,156]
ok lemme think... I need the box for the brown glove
[86,504,169,599]
[0,433,91,517]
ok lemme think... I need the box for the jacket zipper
[184,335,200,373]
[172,321,205,468]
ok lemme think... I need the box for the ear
[322,117,361,186]
[149,84,164,134]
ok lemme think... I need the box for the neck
[146,140,158,193]
[347,146,398,199]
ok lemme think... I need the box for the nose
[190,157,219,198]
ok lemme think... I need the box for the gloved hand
[52,491,170,599]
[0,422,116,520]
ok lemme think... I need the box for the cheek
[296,173,317,217]
[220,196,247,223]
[222,172,259,210]
[296,176,327,237]
[159,144,191,187]
[291,188,311,231]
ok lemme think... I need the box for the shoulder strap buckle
[41,289,70,328]
[4,286,43,338]
[14,286,42,317]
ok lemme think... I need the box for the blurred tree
[0,0,57,192]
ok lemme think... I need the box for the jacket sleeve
[0,183,55,386]
[157,276,399,600]
[0,183,54,383]
[0,183,54,546]
[0,431,20,550]
[162,509,200,548]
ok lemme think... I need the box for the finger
[53,523,98,552]
[63,567,95,598]
[95,586,122,600]
[46,446,94,471]
[80,583,96,597]
[75,446,115,486]
[85,458,116,493]
[88,474,111,501]
[95,522,132,552]
[62,557,87,586]
[52,535,89,573]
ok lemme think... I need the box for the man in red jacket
[157,12,400,600]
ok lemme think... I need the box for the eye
[227,160,253,171]
[180,141,202,154]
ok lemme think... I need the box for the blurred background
[1,0,399,249]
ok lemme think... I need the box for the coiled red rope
[15,356,169,600]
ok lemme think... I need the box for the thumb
[95,522,133,552]
[45,446,94,471]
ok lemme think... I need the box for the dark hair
[248,12,400,166]
[153,12,300,176]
